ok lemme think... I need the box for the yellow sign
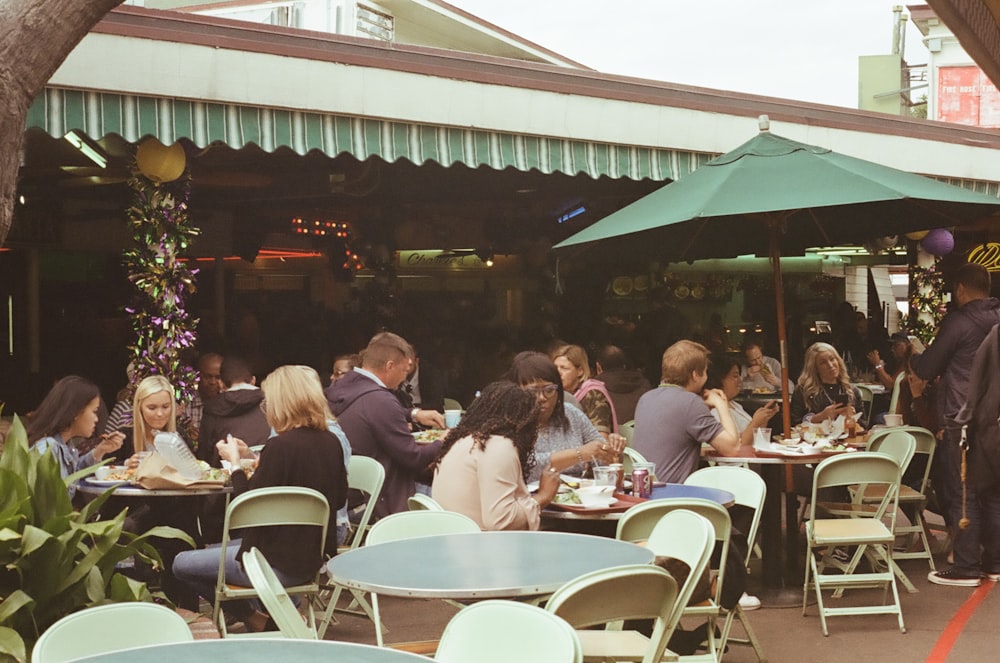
[397,250,490,269]
[967,243,1000,272]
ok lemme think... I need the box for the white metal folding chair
[686,466,767,662]
[32,602,193,663]
[213,486,329,638]
[803,452,906,636]
[363,510,481,647]
[887,371,906,416]
[243,547,318,639]
[644,509,717,660]
[408,493,444,511]
[546,564,681,663]
[621,499,730,663]
[318,455,385,635]
[436,600,582,663]
[854,428,936,590]
[856,384,875,426]
[621,446,650,477]
[619,419,636,445]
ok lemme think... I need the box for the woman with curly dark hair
[432,381,560,530]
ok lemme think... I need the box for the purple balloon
[921,228,954,256]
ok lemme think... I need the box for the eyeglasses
[524,384,559,398]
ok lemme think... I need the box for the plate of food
[690,285,705,300]
[413,429,446,444]
[551,491,644,513]
[90,465,133,486]
[674,285,690,300]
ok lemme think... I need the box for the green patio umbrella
[554,119,1000,436]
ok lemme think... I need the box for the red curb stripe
[925,582,995,663]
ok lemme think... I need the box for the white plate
[571,498,617,510]
[86,478,129,487]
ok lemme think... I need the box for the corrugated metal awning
[27,87,709,181]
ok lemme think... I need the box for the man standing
[634,340,740,483]
[326,332,445,517]
[913,263,1000,586]
[198,355,270,463]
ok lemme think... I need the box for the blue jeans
[172,539,308,620]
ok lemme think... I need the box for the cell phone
[835,394,849,406]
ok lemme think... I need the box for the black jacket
[198,387,270,464]
[326,371,442,517]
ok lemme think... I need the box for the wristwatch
[410,407,420,422]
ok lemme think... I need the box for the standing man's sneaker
[981,570,1000,582]
[738,592,762,611]
[928,568,982,587]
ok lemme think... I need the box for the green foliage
[0,417,195,661]
[902,261,946,344]
[123,166,200,413]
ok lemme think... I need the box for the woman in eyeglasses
[504,351,625,483]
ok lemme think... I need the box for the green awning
[27,87,710,181]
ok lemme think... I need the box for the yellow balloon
[135,139,186,183]
[905,230,930,241]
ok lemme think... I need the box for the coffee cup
[444,409,462,428]
[884,413,903,427]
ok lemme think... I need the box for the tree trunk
[0,0,122,248]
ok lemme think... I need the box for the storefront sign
[937,66,1000,128]
[398,250,489,269]
[967,243,1000,272]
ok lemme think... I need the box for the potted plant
[0,416,194,661]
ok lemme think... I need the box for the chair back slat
[343,455,385,550]
[365,510,480,546]
[437,600,582,663]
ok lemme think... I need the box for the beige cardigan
[431,435,540,530]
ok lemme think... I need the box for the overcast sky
[446,0,928,108]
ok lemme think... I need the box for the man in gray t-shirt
[634,341,740,483]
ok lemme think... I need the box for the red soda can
[631,468,651,498]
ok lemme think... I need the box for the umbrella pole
[766,217,793,440]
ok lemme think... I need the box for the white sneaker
[738,592,761,611]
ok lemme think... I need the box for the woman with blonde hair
[173,365,347,632]
[130,374,178,453]
[790,342,864,426]
[551,344,617,437]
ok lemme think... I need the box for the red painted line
[925,582,995,663]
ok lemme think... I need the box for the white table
[76,480,232,497]
[327,530,653,600]
[73,638,429,662]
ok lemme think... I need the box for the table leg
[757,465,807,607]
[759,465,783,588]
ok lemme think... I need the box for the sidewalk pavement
[321,553,1000,662]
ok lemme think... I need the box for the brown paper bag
[135,451,227,490]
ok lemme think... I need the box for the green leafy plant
[0,416,194,661]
